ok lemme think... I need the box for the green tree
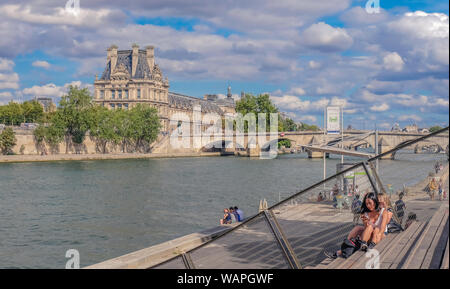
[278,139,291,148]
[235,93,279,132]
[23,100,44,123]
[298,123,320,131]
[128,104,161,152]
[429,126,443,133]
[0,127,17,155]
[281,118,298,132]
[90,107,122,153]
[57,86,94,146]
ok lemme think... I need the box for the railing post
[362,162,380,196]
[263,210,302,269]
[181,253,196,269]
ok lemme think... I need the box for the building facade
[94,44,235,132]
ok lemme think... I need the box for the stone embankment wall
[4,128,199,155]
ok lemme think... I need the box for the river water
[0,152,446,268]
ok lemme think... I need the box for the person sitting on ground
[220,208,232,225]
[229,207,238,223]
[234,206,243,221]
[394,192,407,225]
[359,192,390,251]
[325,192,386,259]
[317,192,324,202]
[378,193,393,223]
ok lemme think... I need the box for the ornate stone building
[94,44,235,132]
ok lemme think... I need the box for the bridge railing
[151,127,449,269]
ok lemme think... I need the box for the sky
[0,0,448,129]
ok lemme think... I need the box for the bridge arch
[201,140,245,152]
[260,137,297,152]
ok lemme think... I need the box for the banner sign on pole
[327,106,341,134]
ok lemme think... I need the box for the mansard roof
[168,92,224,115]
[100,50,152,80]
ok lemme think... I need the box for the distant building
[94,44,235,131]
[36,97,56,113]
[402,124,419,133]
[419,128,429,133]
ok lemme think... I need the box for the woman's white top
[365,208,387,233]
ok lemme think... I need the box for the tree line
[32,86,161,154]
[235,93,320,132]
[0,100,44,125]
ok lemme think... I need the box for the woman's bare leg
[361,225,374,242]
[348,225,364,240]
[371,228,385,244]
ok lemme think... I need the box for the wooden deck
[312,203,449,269]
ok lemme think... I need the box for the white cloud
[22,83,63,98]
[270,94,311,111]
[383,52,404,72]
[32,60,51,69]
[0,58,14,71]
[370,103,389,112]
[398,114,422,122]
[0,91,13,103]
[22,81,92,99]
[301,22,353,52]
[0,4,125,29]
[0,72,19,89]
[308,60,321,69]
[288,87,306,95]
[296,115,317,123]
[378,122,391,129]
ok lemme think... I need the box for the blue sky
[0,0,448,129]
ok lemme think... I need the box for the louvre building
[94,44,235,131]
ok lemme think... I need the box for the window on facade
[100,90,104,99]
[118,90,122,99]
[117,103,122,109]
[112,90,115,99]
[137,89,141,99]
[124,103,129,110]
[111,103,115,109]
[125,90,129,99]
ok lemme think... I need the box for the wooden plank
[421,211,449,268]
[379,221,424,268]
[325,232,398,269]
[402,204,448,269]
[388,221,428,269]
[349,232,399,269]
[323,219,420,269]
[441,238,449,269]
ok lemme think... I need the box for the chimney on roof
[146,45,155,72]
[110,44,118,74]
[132,43,139,77]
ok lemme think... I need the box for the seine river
[0,152,446,268]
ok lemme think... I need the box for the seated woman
[378,193,393,224]
[220,208,232,225]
[325,192,388,258]
[359,192,389,250]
